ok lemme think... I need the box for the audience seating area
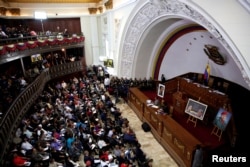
[6,69,154,167]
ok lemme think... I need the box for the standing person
[104,76,110,91]
[161,74,166,83]
[63,28,69,37]
[192,144,203,167]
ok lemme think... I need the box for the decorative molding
[0,7,20,16]
[104,0,113,10]
[88,7,98,14]
[98,6,103,13]
[0,7,7,15]
[120,0,250,87]
[238,0,250,13]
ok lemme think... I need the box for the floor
[115,99,178,167]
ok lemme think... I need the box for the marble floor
[115,100,178,167]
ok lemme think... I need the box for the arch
[119,0,250,90]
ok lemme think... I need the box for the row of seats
[0,36,85,56]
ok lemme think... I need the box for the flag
[204,63,210,84]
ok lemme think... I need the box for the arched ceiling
[120,0,250,90]
[134,18,249,89]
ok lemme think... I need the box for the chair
[0,45,7,56]
[169,105,174,117]
[208,77,214,87]
[6,44,17,53]
[47,38,57,46]
[26,41,38,49]
[76,36,84,42]
[57,38,65,45]
[197,74,203,83]
[16,42,28,51]
[223,82,229,93]
[37,39,48,47]
[72,36,78,43]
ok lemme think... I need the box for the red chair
[57,38,65,45]
[72,36,78,43]
[16,42,28,51]
[6,44,17,53]
[47,38,57,46]
[0,45,7,56]
[66,37,74,44]
[77,36,85,42]
[26,41,38,49]
[37,39,48,47]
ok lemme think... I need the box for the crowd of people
[7,71,154,167]
[0,24,71,40]
[0,50,83,118]
[0,24,37,39]
[0,71,29,115]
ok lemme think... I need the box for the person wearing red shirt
[12,152,31,166]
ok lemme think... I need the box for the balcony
[0,35,85,64]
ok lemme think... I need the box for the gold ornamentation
[174,138,185,153]
[204,44,226,65]
[163,128,172,139]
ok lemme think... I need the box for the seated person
[123,130,137,145]
[49,158,64,167]
[30,148,50,163]
[160,100,169,114]
[135,143,147,164]
[50,147,66,163]
[153,97,159,106]
[12,151,31,167]
[50,137,63,151]
[20,136,33,156]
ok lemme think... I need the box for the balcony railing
[0,35,85,64]
[0,60,83,166]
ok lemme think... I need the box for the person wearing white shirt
[23,126,33,139]
[21,137,33,156]
[104,76,111,90]
[61,81,67,89]
[97,136,108,150]
[0,28,8,38]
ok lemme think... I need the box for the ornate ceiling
[5,0,101,3]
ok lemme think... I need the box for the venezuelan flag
[204,63,210,84]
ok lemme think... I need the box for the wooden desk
[179,78,229,109]
[128,88,201,167]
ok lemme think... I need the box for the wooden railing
[0,60,83,166]
[128,87,201,167]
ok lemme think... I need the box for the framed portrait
[213,108,232,131]
[184,98,208,120]
[157,83,165,98]
[104,59,114,68]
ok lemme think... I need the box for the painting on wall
[184,98,208,120]
[104,59,114,68]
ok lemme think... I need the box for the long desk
[128,87,202,167]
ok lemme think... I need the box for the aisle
[115,100,178,167]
